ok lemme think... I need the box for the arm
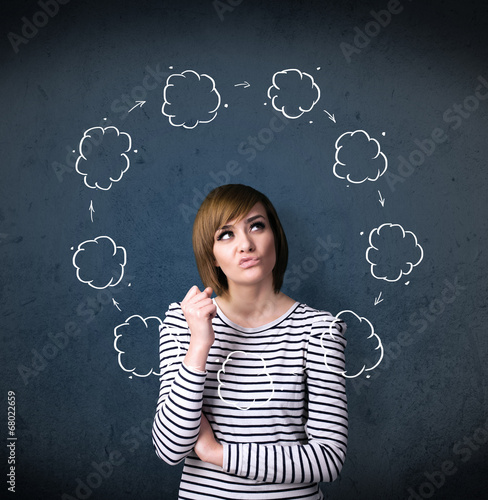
[152,287,216,465]
[212,316,348,483]
[151,303,205,465]
[194,414,224,467]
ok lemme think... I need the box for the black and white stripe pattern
[152,299,348,499]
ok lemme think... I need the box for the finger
[187,302,215,320]
[190,290,214,306]
[182,285,200,303]
[198,303,217,319]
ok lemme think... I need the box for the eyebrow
[218,214,265,232]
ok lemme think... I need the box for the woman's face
[213,202,276,292]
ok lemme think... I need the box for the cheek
[213,245,224,267]
[214,246,231,268]
[265,236,276,260]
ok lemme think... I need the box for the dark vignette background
[1,0,487,498]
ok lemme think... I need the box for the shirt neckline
[212,297,300,333]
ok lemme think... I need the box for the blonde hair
[192,184,288,296]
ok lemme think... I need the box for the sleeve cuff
[182,360,207,376]
[222,443,238,475]
[222,443,254,478]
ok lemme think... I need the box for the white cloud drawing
[75,126,132,190]
[114,315,163,378]
[321,310,383,379]
[267,68,321,119]
[217,351,274,411]
[333,130,388,184]
[162,70,221,129]
[72,236,127,289]
[366,223,424,282]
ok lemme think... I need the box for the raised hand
[181,285,217,372]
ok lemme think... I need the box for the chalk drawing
[267,68,321,119]
[323,109,336,123]
[333,129,388,183]
[321,310,383,379]
[217,351,275,411]
[366,223,424,282]
[114,315,164,378]
[162,70,221,129]
[72,236,127,289]
[128,100,146,113]
[75,126,132,190]
[378,190,386,206]
[89,200,95,222]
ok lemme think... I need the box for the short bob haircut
[192,184,288,297]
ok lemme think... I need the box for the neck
[217,277,282,321]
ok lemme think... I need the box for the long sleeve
[152,302,205,465]
[221,316,348,484]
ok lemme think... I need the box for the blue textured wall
[2,0,487,498]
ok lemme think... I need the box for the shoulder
[295,303,347,347]
[296,303,346,330]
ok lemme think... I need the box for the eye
[250,221,265,231]
[216,221,265,241]
[216,230,233,241]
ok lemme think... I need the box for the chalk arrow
[323,109,336,123]
[374,292,384,306]
[128,100,146,113]
[89,200,95,222]
[234,81,250,88]
[113,298,121,312]
[378,190,385,207]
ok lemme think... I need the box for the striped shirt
[152,298,348,499]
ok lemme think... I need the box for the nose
[238,231,254,252]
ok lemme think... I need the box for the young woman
[152,184,348,499]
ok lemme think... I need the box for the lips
[239,257,260,268]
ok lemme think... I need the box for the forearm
[153,297,216,465]
[184,340,211,373]
[222,439,346,484]
[152,362,206,465]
